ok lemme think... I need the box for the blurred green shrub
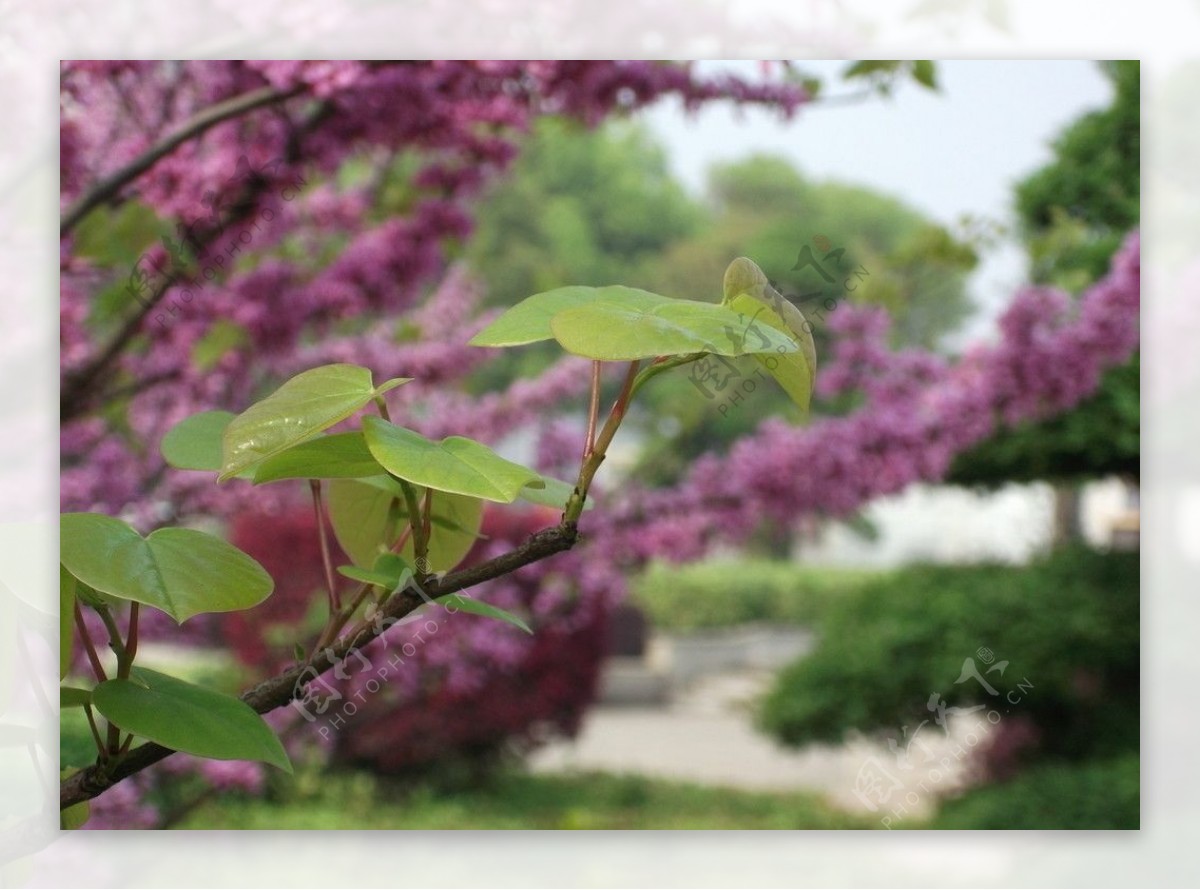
[759,545,1139,765]
[632,560,886,631]
[929,754,1139,829]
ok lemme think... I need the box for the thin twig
[125,603,139,665]
[584,360,601,461]
[420,489,433,560]
[564,360,640,524]
[313,508,417,651]
[92,605,131,754]
[94,605,128,670]
[310,480,340,611]
[399,480,428,579]
[74,602,107,683]
[61,84,303,235]
[81,704,105,757]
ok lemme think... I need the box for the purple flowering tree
[59,61,1139,822]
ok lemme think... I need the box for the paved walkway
[528,671,993,820]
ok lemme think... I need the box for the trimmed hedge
[759,545,1139,767]
[929,755,1139,829]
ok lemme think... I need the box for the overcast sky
[640,60,1114,346]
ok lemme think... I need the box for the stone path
[528,670,995,822]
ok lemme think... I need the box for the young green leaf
[60,513,274,623]
[251,432,385,483]
[469,285,670,347]
[362,418,545,503]
[191,320,250,373]
[60,565,75,680]
[91,667,292,772]
[326,476,401,569]
[911,60,938,90]
[327,477,484,573]
[60,686,93,708]
[517,474,593,511]
[219,364,410,481]
[444,594,533,634]
[730,297,815,414]
[61,801,91,830]
[161,410,235,472]
[843,60,902,80]
[72,201,169,268]
[337,553,415,590]
[548,298,798,361]
[722,257,817,414]
[72,577,115,609]
[372,552,411,578]
[337,565,401,588]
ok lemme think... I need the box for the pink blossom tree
[59,61,1139,817]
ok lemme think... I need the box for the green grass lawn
[175,768,875,830]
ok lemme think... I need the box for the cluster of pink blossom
[155,754,265,795]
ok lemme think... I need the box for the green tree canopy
[647,154,977,350]
[950,60,1140,488]
[467,117,702,307]
[1016,60,1140,291]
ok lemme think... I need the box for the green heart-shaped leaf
[444,594,533,634]
[726,293,816,414]
[362,418,544,503]
[326,476,400,570]
[92,667,292,772]
[327,476,485,573]
[161,410,236,472]
[60,513,274,624]
[723,257,817,414]
[549,298,799,361]
[60,686,93,708]
[252,432,385,483]
[723,257,818,377]
[469,285,671,347]
[60,565,75,679]
[220,364,410,481]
